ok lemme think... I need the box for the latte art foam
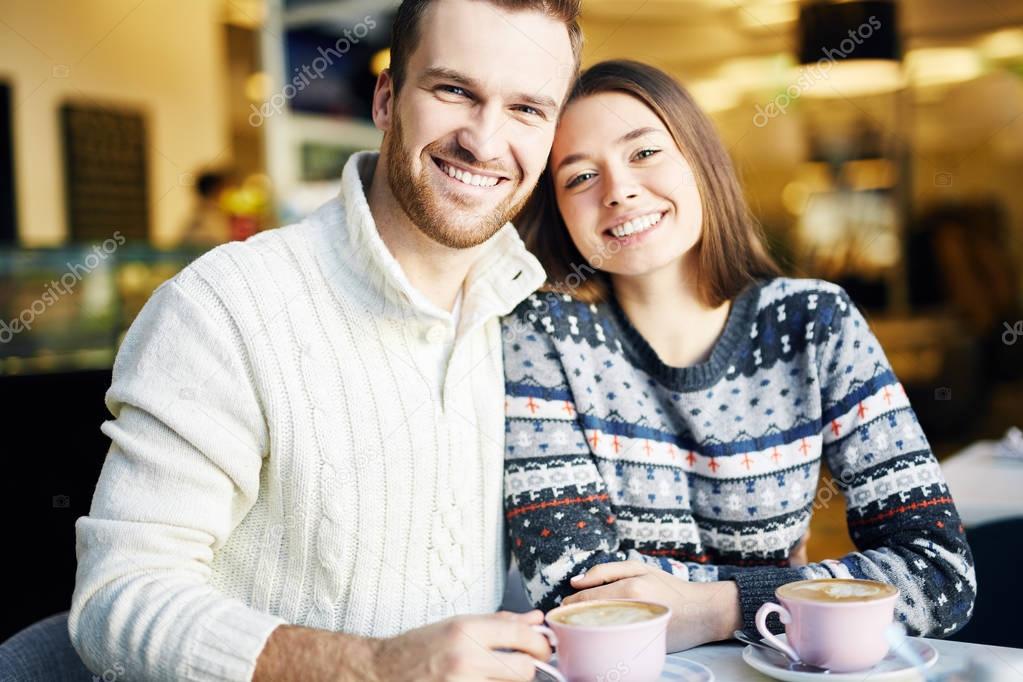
[780,579,897,603]
[552,602,664,627]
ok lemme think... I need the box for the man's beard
[385,115,532,249]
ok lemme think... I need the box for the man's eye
[515,105,542,117]
[566,172,595,188]
[439,85,469,97]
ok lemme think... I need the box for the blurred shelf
[0,244,207,375]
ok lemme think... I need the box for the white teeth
[610,212,664,238]
[440,161,499,188]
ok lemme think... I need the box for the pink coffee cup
[755,578,899,673]
[539,599,671,682]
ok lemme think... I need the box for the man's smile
[431,155,510,190]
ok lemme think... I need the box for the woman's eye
[634,148,661,160]
[566,172,595,189]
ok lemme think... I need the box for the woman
[502,60,975,652]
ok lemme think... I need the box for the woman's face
[550,92,703,279]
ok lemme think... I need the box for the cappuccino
[778,578,897,603]
[544,599,672,681]
[549,601,667,627]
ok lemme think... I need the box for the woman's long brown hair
[517,59,781,306]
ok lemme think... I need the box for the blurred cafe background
[1,0,1021,648]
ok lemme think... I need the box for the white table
[666,638,1023,681]
[941,440,1023,527]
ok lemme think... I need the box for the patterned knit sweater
[502,278,976,638]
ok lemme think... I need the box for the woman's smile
[603,209,669,245]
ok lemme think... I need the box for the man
[68,1,580,680]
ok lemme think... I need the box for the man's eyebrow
[514,92,557,113]
[555,126,663,173]
[421,67,556,112]
[421,66,481,89]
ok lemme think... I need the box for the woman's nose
[604,185,640,207]
[602,165,641,207]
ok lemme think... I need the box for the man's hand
[564,562,741,652]
[254,611,551,682]
[369,610,552,682]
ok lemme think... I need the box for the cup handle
[531,625,567,682]
[754,602,801,662]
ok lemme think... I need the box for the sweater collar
[335,151,545,326]
[607,280,763,391]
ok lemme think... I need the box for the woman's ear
[371,68,395,132]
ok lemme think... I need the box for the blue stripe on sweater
[506,382,573,402]
[576,412,822,458]
[510,367,899,459]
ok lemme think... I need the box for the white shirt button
[425,324,448,344]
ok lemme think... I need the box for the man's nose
[455,102,510,168]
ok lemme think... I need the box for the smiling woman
[519,60,778,307]
[502,59,976,654]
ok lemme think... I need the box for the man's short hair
[388,0,582,94]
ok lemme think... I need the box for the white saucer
[660,656,715,681]
[535,656,713,681]
[742,634,938,681]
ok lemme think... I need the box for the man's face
[377,0,575,249]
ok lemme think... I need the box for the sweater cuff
[188,601,289,681]
[731,568,805,638]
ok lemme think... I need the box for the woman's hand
[563,562,741,652]
[789,530,811,567]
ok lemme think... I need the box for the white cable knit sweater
[68,151,545,681]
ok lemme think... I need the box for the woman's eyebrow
[618,126,661,144]
[554,126,663,173]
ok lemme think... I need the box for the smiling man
[68,1,580,681]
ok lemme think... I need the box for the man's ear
[372,68,395,132]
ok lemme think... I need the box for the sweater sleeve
[69,272,287,682]
[503,306,713,611]
[726,289,976,638]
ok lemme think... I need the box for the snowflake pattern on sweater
[502,278,976,637]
